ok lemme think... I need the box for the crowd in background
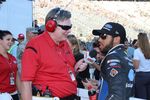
[2,28,150,100]
[0,7,150,100]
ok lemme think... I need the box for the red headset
[45,8,61,32]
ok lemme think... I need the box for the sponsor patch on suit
[110,68,118,77]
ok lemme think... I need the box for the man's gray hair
[45,7,71,25]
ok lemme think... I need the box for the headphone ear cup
[45,20,57,32]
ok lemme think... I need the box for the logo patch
[128,69,135,81]
[109,62,118,66]
[110,68,118,77]
[111,66,121,68]
[126,83,133,88]
[107,59,120,64]
[103,24,112,31]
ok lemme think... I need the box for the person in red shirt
[21,7,87,100]
[0,30,21,100]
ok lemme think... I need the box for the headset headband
[53,8,61,20]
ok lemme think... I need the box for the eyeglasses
[99,33,107,40]
[57,24,72,30]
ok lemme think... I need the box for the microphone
[89,49,97,58]
[84,50,97,64]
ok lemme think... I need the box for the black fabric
[135,72,150,99]
[94,69,100,80]
[32,85,42,96]
[32,85,52,97]
[74,52,84,62]
[11,94,19,100]
[100,44,135,100]
[94,61,101,80]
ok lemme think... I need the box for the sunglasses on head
[99,33,107,40]
[57,24,72,30]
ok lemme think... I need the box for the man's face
[18,38,24,43]
[98,33,114,54]
[54,19,72,42]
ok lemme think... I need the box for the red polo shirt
[21,31,77,98]
[0,53,17,93]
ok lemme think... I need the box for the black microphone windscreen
[89,49,97,58]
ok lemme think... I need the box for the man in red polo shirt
[21,7,87,100]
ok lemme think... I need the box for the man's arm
[104,56,125,100]
[91,62,101,71]
[83,51,101,71]
[21,81,32,100]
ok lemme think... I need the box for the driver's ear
[113,36,121,45]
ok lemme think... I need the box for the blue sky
[0,0,32,39]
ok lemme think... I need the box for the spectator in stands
[124,38,129,50]
[17,33,25,77]
[17,28,39,79]
[0,30,21,100]
[8,37,18,58]
[32,19,39,30]
[126,39,137,59]
[133,33,150,99]
[26,27,39,42]
[21,7,87,100]
[132,39,138,49]
[38,25,45,35]
[124,38,135,59]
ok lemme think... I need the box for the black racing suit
[99,44,135,100]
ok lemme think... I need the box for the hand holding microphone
[84,50,97,64]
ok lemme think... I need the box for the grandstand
[32,0,150,41]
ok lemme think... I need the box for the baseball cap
[18,33,24,39]
[92,22,126,43]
